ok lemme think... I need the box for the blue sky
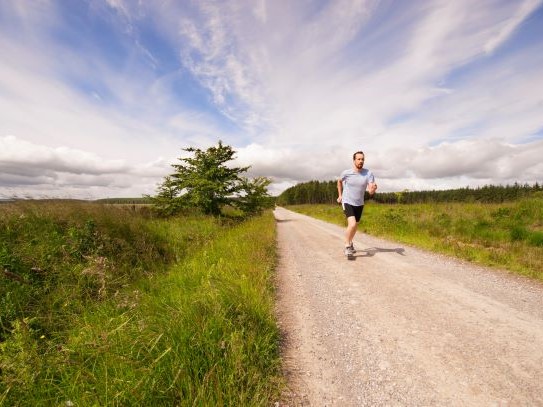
[1,0,542,198]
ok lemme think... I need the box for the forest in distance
[276,180,542,205]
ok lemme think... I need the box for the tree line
[276,180,542,205]
[94,197,153,204]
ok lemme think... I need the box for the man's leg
[345,216,358,246]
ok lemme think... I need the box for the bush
[528,231,543,246]
[510,226,529,242]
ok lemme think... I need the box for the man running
[337,151,377,257]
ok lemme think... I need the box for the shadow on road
[356,247,406,257]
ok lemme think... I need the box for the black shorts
[343,203,364,222]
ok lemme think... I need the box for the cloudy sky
[1,0,542,199]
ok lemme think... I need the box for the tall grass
[0,201,174,343]
[287,196,543,281]
[1,201,282,405]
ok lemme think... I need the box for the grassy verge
[0,201,175,344]
[286,196,543,281]
[1,202,282,406]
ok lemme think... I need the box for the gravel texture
[274,207,543,406]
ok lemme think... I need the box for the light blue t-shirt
[339,168,375,206]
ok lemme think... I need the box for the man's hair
[353,151,365,160]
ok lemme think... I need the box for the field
[3,196,542,405]
[287,196,543,281]
[0,201,282,406]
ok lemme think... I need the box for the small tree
[235,176,274,215]
[147,176,180,216]
[152,141,271,216]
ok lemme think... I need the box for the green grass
[286,196,543,281]
[0,201,174,343]
[1,201,282,406]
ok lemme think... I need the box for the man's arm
[337,179,343,203]
[367,182,377,196]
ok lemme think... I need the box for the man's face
[353,153,365,169]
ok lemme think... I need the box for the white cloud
[0,136,170,199]
[175,2,268,130]
[235,143,350,183]
[0,136,128,174]
[484,0,543,55]
[0,4,235,159]
[373,139,543,188]
[236,138,543,194]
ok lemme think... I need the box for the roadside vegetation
[0,200,281,405]
[287,197,543,281]
[1,141,281,406]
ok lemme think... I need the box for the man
[337,151,377,257]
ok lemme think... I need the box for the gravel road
[274,207,543,406]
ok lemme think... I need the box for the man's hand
[337,196,342,204]
[368,183,378,196]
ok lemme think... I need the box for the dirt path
[274,207,543,406]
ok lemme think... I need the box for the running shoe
[349,242,356,253]
[344,246,354,257]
